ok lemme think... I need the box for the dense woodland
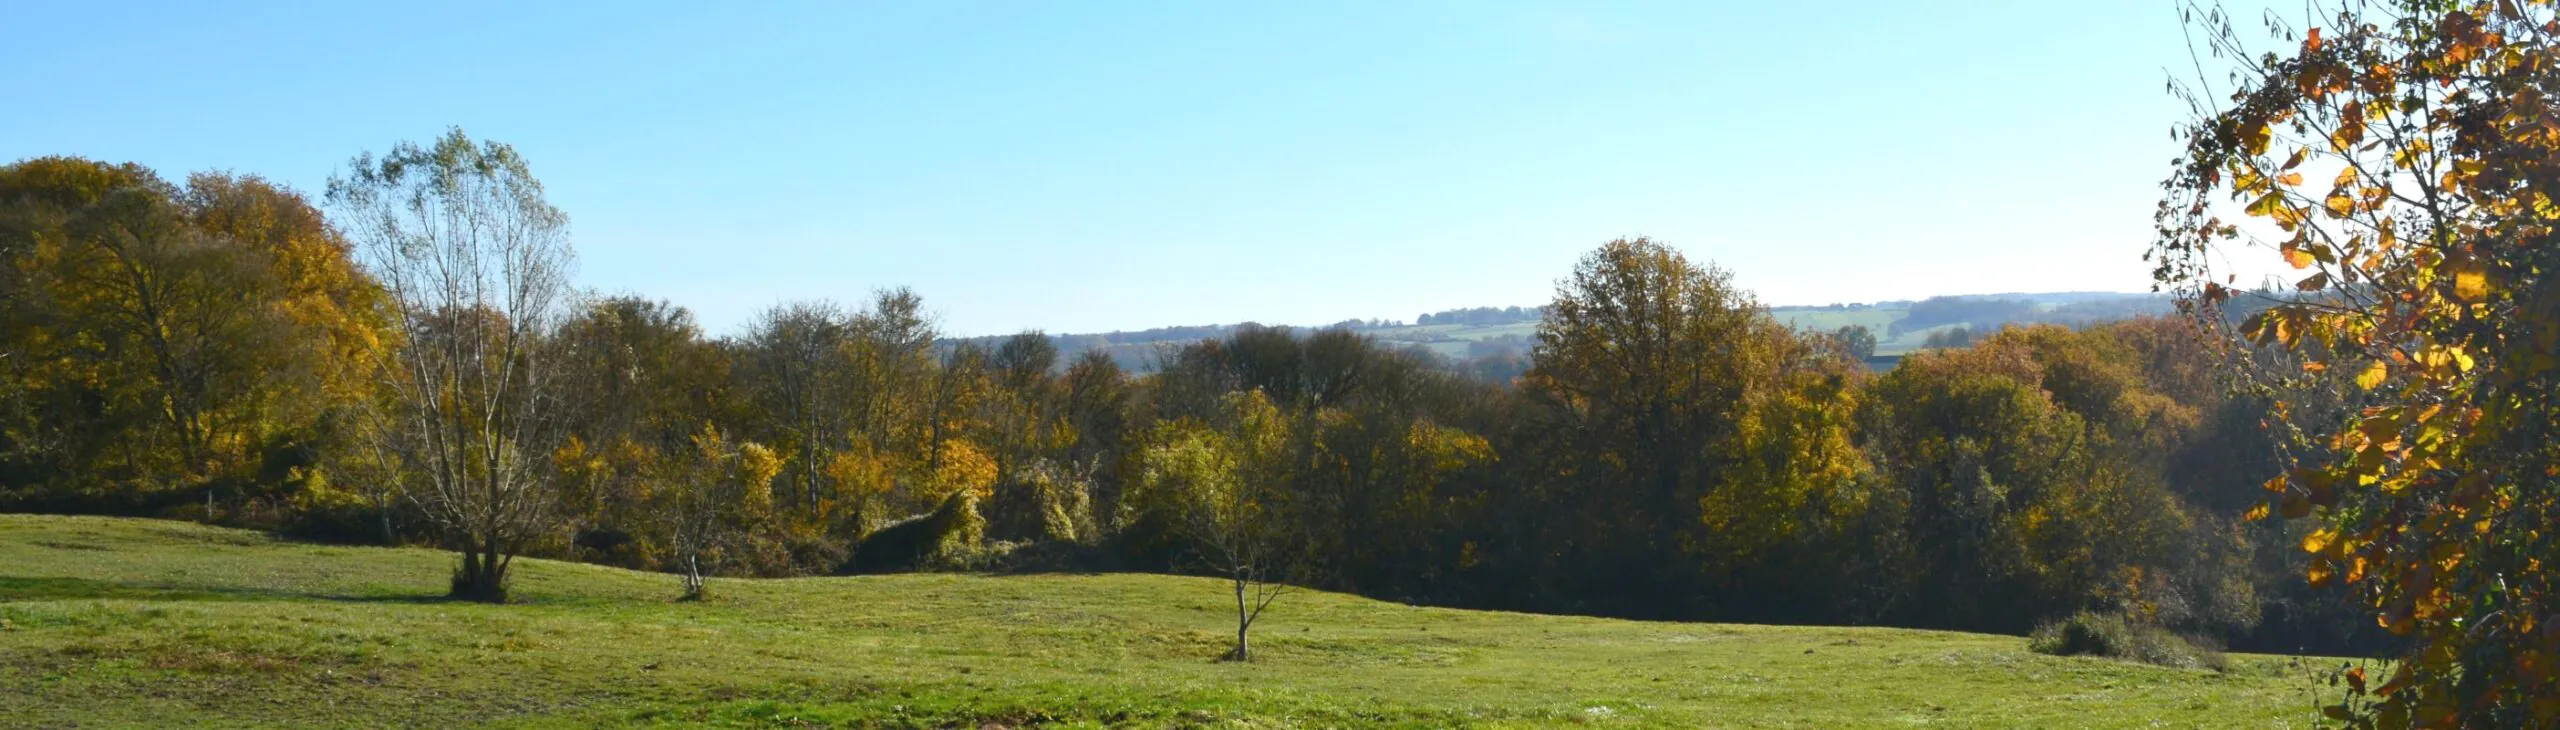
[0,142,2367,657]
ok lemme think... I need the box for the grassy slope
[1368,309,1929,360]
[0,515,2324,728]
[1765,309,1901,334]
[1765,309,1926,356]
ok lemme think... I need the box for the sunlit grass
[0,514,2326,727]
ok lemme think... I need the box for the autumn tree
[1694,334,1874,618]
[1860,325,2248,632]
[552,297,727,565]
[656,424,780,600]
[1297,400,1493,595]
[922,344,996,502]
[0,159,386,512]
[729,289,949,552]
[991,331,1059,393]
[736,301,855,517]
[180,172,389,443]
[1060,349,1135,524]
[1124,390,1300,661]
[979,331,1090,541]
[98,190,264,478]
[1515,237,1864,615]
[846,288,937,469]
[327,130,576,602]
[0,160,170,494]
[986,335,1059,455]
[19,166,247,485]
[172,172,394,536]
[1276,335,1496,595]
[2158,3,2560,720]
[835,288,941,533]
[558,297,724,450]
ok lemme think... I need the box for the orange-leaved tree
[2156,1,2560,725]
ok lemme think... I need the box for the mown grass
[0,514,2328,728]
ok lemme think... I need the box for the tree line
[0,135,2364,659]
[1413,305,1543,327]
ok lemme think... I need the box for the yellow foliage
[1405,422,1492,476]
[931,438,999,502]
[825,439,895,499]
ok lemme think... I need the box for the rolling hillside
[974,293,2171,372]
[0,515,2319,728]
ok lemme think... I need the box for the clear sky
[0,1,2283,337]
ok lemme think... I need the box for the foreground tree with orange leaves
[2156,1,2560,725]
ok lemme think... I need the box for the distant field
[0,515,2324,728]
[1765,308,1902,334]
[1073,293,2174,370]
[1363,310,1919,361]
[1363,307,1925,361]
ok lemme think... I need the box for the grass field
[0,514,2327,728]
[1765,308,1930,357]
[1367,307,1930,361]
[1764,308,1902,335]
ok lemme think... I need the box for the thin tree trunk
[682,554,704,600]
[377,493,396,545]
[1232,576,1250,661]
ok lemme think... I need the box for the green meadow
[1,514,2324,728]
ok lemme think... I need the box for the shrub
[979,461,1097,545]
[2028,611,2226,672]
[842,491,986,574]
[780,532,849,576]
[1031,464,1097,545]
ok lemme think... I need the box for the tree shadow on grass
[0,576,453,605]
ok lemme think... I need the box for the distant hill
[947,292,2174,372]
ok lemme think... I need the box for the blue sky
[2,1,2281,337]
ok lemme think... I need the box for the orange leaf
[2332,102,2366,152]
[2283,243,2317,268]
